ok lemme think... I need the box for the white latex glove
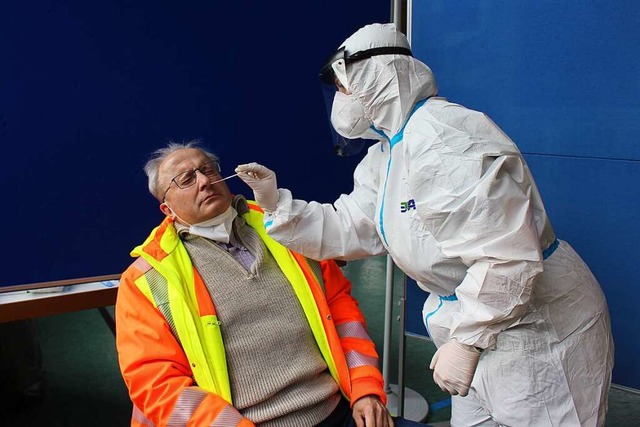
[429,339,481,397]
[234,162,279,212]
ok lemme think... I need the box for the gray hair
[144,140,220,201]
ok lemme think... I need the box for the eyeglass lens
[174,161,221,188]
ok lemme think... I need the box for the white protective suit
[261,24,614,426]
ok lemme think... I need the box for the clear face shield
[320,83,368,157]
[320,47,374,156]
[319,46,413,156]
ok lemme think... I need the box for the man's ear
[159,202,173,217]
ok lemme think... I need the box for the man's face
[159,148,233,225]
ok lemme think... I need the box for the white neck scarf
[187,206,238,243]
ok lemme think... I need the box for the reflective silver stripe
[132,404,156,426]
[167,387,207,426]
[211,405,244,427]
[307,258,325,293]
[132,389,243,427]
[132,256,152,273]
[144,268,180,344]
[345,350,379,369]
[336,321,372,341]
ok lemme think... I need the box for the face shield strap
[345,46,413,64]
[319,46,413,86]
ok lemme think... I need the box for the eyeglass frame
[162,160,221,201]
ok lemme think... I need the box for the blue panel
[524,155,639,389]
[412,0,640,160]
[0,2,389,288]
[409,0,640,389]
[405,278,429,338]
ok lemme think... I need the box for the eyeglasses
[162,161,221,200]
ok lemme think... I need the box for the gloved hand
[234,162,279,212]
[429,339,481,397]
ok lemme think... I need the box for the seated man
[115,141,395,426]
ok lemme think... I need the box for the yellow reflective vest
[116,201,385,427]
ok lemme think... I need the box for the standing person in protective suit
[235,23,615,427]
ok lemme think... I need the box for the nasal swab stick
[210,173,239,185]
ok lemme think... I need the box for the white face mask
[330,91,374,139]
[167,202,238,243]
[188,206,238,243]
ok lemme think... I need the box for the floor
[1,255,638,426]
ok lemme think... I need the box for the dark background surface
[0,1,388,288]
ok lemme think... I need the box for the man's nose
[195,170,212,186]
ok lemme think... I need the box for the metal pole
[397,273,407,416]
[384,0,399,397]
[380,2,430,422]
[400,9,411,416]
[393,0,402,31]
[406,0,413,44]
[383,254,395,394]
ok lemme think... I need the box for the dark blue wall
[407,0,640,389]
[0,1,388,288]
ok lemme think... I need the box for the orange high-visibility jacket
[115,201,386,427]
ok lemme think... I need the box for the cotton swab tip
[210,173,239,185]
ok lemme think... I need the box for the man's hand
[352,395,394,427]
[234,162,279,212]
[429,339,481,397]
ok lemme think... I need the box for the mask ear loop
[162,201,192,226]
